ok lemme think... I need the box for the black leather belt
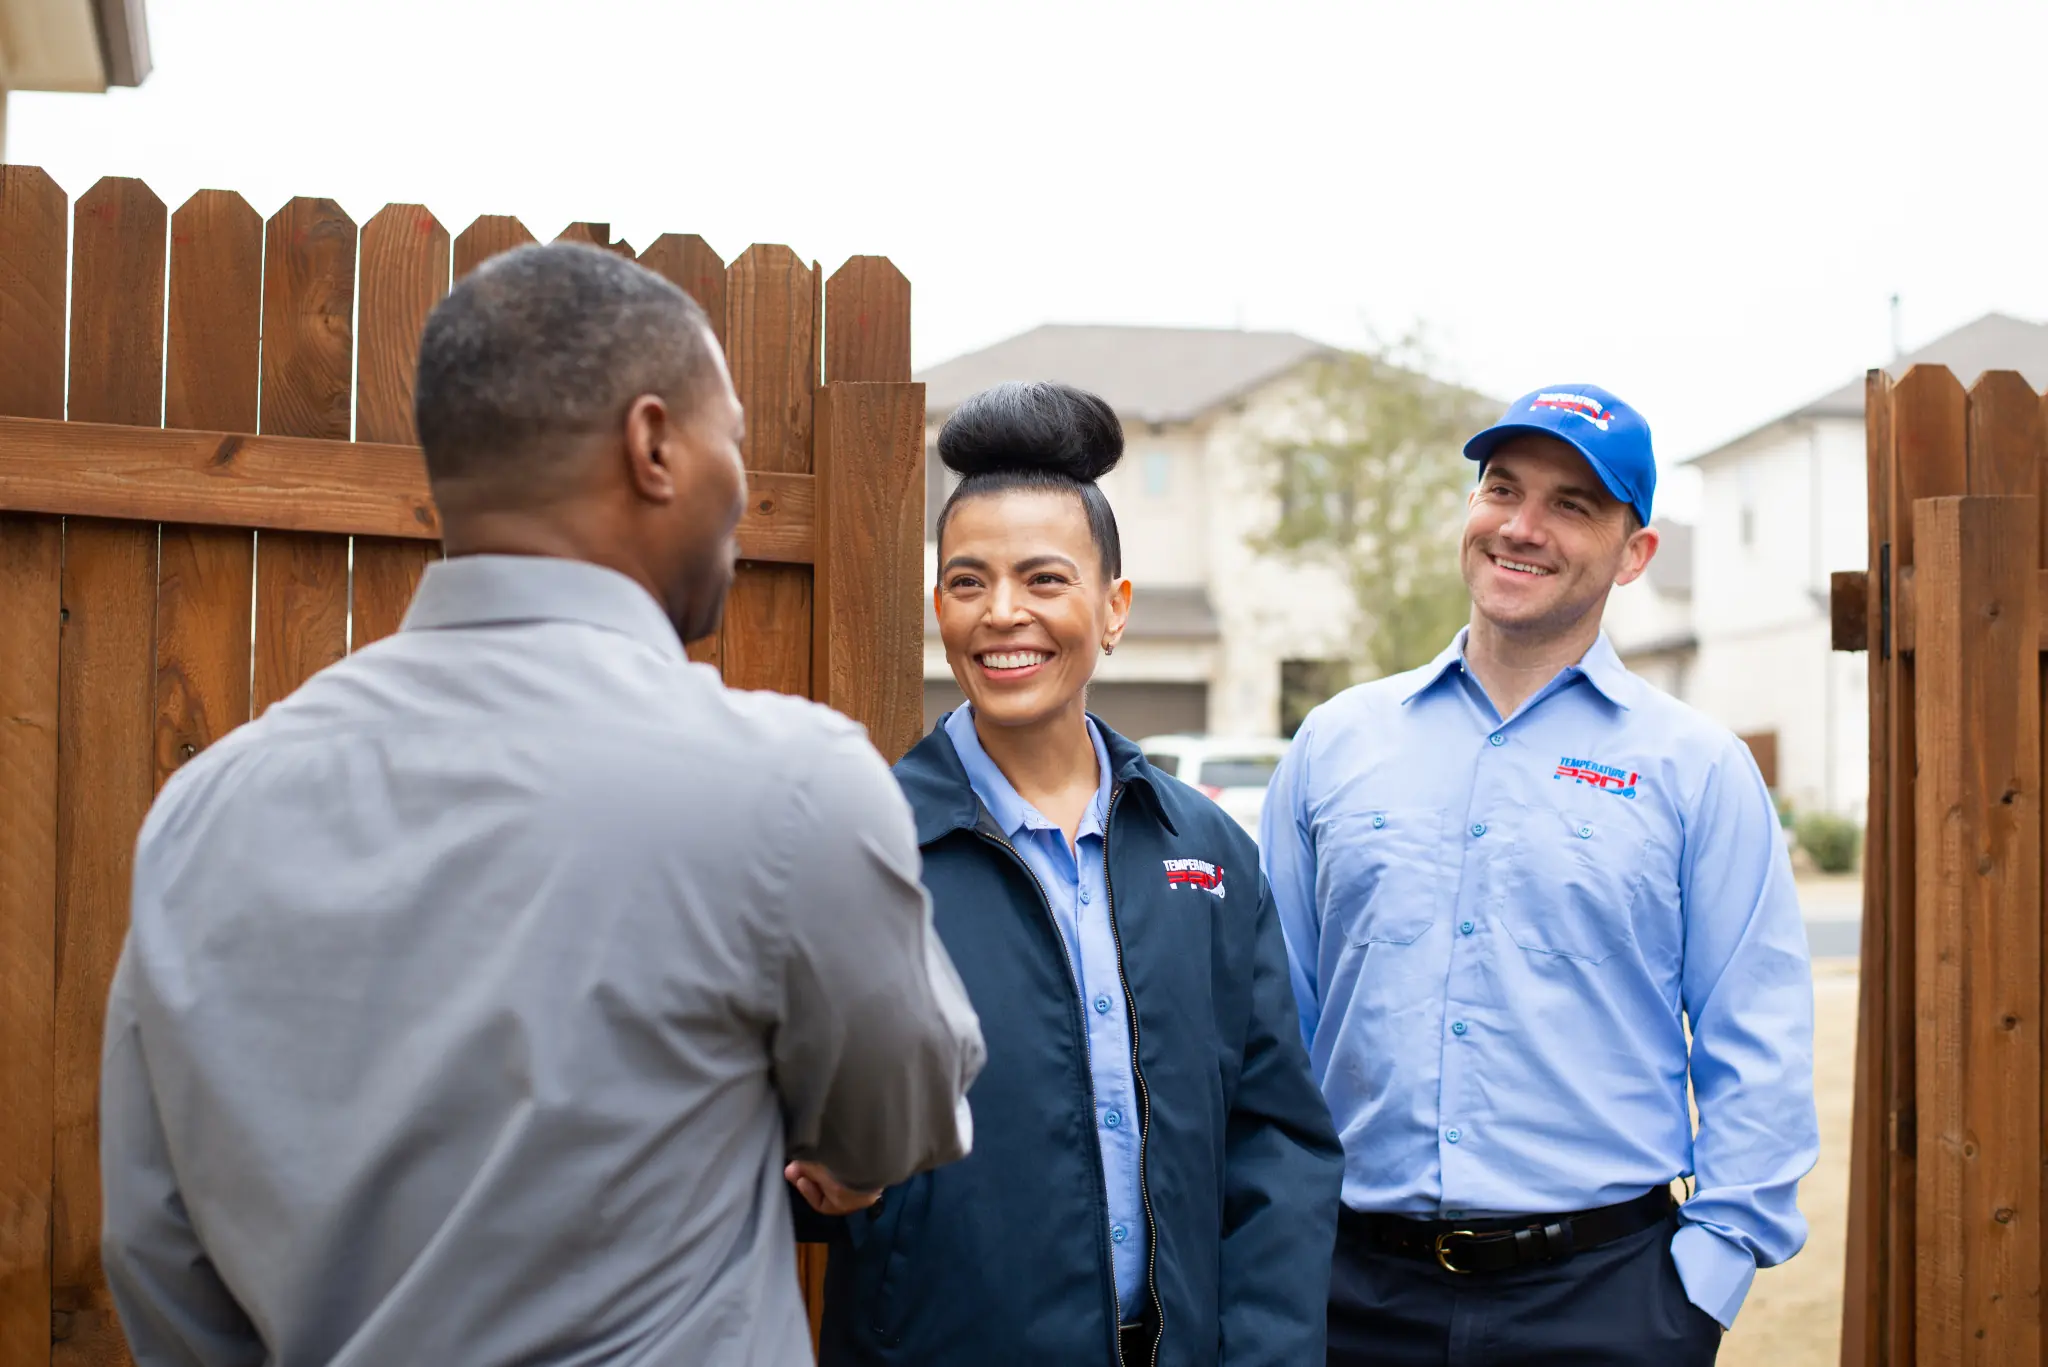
[1340,1185,1674,1274]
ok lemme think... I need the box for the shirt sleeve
[767,724,987,1194]
[1258,714,1322,1050]
[1672,733,1820,1328]
[1218,872,1345,1366]
[99,944,264,1367]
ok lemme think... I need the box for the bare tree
[1253,330,1492,714]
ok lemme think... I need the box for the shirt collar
[943,703,1113,841]
[1401,626,1634,711]
[400,554,687,664]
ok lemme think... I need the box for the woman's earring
[1103,641,1116,656]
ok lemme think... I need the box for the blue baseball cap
[1462,383,1655,526]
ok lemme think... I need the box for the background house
[1603,518,1696,701]
[1682,311,2048,820]
[0,0,149,155]
[916,323,1369,741]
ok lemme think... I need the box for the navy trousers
[1327,1213,1723,1366]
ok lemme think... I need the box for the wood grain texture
[70,178,166,427]
[353,204,451,649]
[0,167,69,1367]
[1912,495,2042,1366]
[721,246,818,697]
[637,233,732,667]
[0,166,68,421]
[553,221,635,257]
[1830,569,1869,653]
[824,257,911,384]
[1965,372,2044,499]
[0,416,815,558]
[1886,364,1969,1365]
[452,214,536,280]
[53,522,156,1367]
[0,515,61,1367]
[814,383,926,762]
[1842,371,1892,1367]
[638,234,728,348]
[254,199,355,713]
[158,190,262,795]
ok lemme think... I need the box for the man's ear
[1613,524,1661,588]
[623,393,676,503]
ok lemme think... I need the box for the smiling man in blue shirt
[1261,384,1818,1365]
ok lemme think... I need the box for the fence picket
[453,214,535,280]
[157,190,261,796]
[1912,494,2042,1364]
[720,245,817,698]
[254,199,355,711]
[0,163,67,1367]
[353,204,449,648]
[55,176,169,1367]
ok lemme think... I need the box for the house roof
[916,324,1333,426]
[1688,311,2048,464]
[926,585,1219,640]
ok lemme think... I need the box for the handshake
[785,1160,882,1217]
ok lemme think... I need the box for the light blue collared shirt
[944,704,1145,1320]
[1260,630,1818,1329]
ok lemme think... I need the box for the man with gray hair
[97,243,986,1367]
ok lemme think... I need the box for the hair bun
[936,380,1124,484]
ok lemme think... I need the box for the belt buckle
[1433,1229,1480,1274]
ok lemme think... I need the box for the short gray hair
[413,242,719,492]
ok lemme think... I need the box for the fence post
[1911,493,2043,1365]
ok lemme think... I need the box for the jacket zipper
[1099,784,1164,1367]
[971,824,1129,1360]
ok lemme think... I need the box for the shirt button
[1578,824,1593,839]
[1372,814,1386,829]
[1470,822,1487,838]
[1112,1225,1129,1244]
[1460,920,1475,935]
[1488,733,1505,747]
[1452,1021,1468,1036]
[1094,995,1112,1014]
[1080,888,1092,904]
[1446,1128,1463,1144]
[1105,1110,1121,1130]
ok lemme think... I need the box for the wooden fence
[1831,366,2047,1364]
[0,166,928,1365]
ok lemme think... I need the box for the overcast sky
[15,0,2048,517]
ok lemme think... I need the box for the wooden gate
[0,166,927,1365]
[1831,365,2047,1364]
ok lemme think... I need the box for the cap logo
[1530,392,1614,431]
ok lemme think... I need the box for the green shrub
[1796,813,1861,874]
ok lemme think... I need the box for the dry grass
[1720,958,1857,1366]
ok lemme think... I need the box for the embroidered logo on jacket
[1163,858,1226,898]
[1553,756,1640,799]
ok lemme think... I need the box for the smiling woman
[790,380,1345,1366]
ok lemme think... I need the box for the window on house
[1280,658,1350,738]
[1143,449,1173,497]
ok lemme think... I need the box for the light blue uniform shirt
[944,704,1146,1320]
[1260,630,1818,1329]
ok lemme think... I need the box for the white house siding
[1689,417,1870,818]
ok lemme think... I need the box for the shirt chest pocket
[1493,806,1647,965]
[1319,807,1443,947]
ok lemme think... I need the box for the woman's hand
[785,1160,882,1216]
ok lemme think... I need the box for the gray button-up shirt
[99,554,984,1367]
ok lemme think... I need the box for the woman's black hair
[934,380,1125,578]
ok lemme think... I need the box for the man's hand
[785,1160,882,1216]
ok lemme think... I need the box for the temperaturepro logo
[1531,392,1615,431]
[1163,858,1226,899]
[1554,757,1640,799]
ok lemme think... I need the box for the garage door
[921,681,1210,742]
